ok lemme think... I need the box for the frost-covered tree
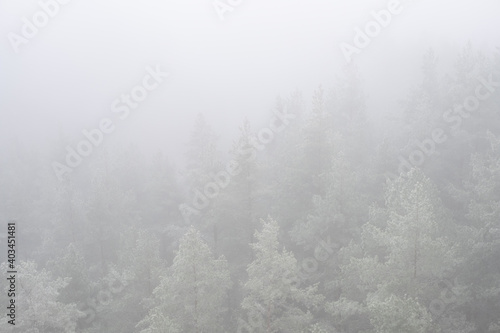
[366,292,432,333]
[447,132,500,332]
[138,227,231,333]
[331,169,458,332]
[210,119,265,262]
[289,148,364,249]
[46,243,91,307]
[0,261,84,333]
[185,113,220,190]
[87,228,165,333]
[241,217,324,333]
[140,152,184,227]
[85,168,138,270]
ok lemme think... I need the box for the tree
[136,307,181,333]
[241,217,324,333]
[269,89,333,231]
[366,292,432,333]
[328,65,371,166]
[84,167,137,270]
[289,148,364,250]
[181,113,221,249]
[331,169,458,332]
[46,243,91,307]
[435,43,497,185]
[447,132,500,332]
[210,119,264,261]
[140,152,184,228]
[81,228,164,333]
[0,261,84,333]
[184,113,220,190]
[138,227,231,333]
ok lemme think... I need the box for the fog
[2,0,498,161]
[1,0,500,332]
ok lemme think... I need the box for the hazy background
[1,2,500,332]
[1,0,499,171]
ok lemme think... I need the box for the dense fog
[1,0,500,332]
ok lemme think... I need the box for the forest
[1,43,500,333]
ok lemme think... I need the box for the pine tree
[85,228,164,333]
[241,217,324,333]
[180,113,221,248]
[140,152,184,227]
[211,119,264,261]
[270,89,332,230]
[449,132,500,332]
[331,169,458,332]
[85,167,137,270]
[185,113,220,190]
[0,261,84,333]
[289,148,364,249]
[46,243,91,307]
[52,181,87,245]
[366,292,432,333]
[138,227,231,333]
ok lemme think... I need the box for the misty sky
[1,0,499,169]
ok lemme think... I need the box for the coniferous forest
[1,44,500,332]
[1,1,500,332]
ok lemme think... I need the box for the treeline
[0,43,499,332]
